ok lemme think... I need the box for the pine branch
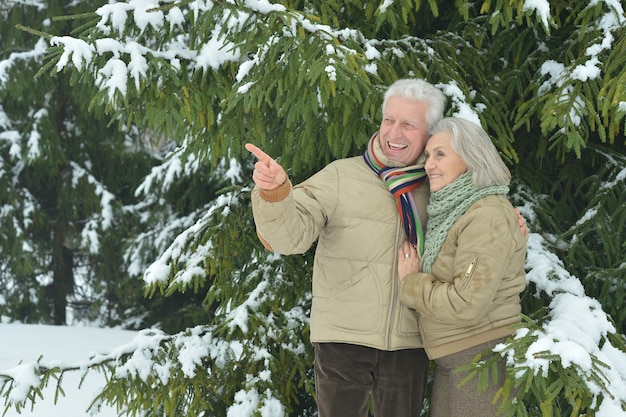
[14,24,52,41]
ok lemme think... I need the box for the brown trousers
[314,343,429,417]
[430,338,508,417]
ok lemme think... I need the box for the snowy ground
[0,323,138,417]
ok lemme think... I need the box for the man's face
[378,96,429,165]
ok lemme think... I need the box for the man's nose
[388,122,402,138]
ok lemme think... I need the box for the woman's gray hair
[383,79,446,131]
[430,117,511,188]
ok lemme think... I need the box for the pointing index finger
[245,143,272,164]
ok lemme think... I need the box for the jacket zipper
[465,256,478,279]
[387,223,402,349]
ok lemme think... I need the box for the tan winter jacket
[399,194,527,359]
[251,156,430,350]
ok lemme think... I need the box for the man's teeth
[389,142,406,149]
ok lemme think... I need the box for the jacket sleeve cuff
[258,179,291,202]
[399,273,431,310]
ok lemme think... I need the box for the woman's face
[424,131,468,192]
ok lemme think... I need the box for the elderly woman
[397,117,527,417]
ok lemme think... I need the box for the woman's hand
[397,240,421,281]
[515,208,528,238]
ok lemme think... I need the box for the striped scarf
[363,132,427,255]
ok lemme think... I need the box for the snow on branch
[0,317,296,416]
[538,2,625,96]
[50,36,94,72]
[45,0,377,104]
[142,189,243,287]
[0,326,225,411]
[67,161,116,253]
[495,229,626,415]
[0,39,48,88]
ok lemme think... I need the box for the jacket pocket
[397,303,420,336]
[456,255,478,293]
[314,261,384,334]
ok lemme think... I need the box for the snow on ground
[0,323,138,417]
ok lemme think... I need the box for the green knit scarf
[420,172,509,273]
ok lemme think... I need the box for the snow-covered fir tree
[0,0,158,325]
[0,0,234,331]
[1,0,625,416]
